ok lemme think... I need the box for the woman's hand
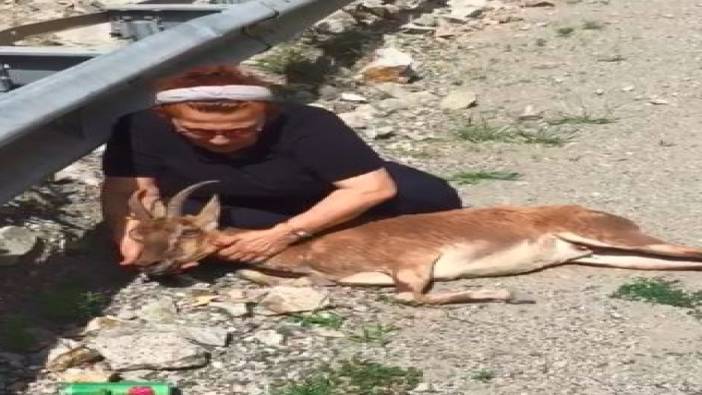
[114,218,145,266]
[213,224,297,263]
[118,234,144,266]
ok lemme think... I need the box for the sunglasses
[175,123,264,138]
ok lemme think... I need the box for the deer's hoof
[506,289,536,304]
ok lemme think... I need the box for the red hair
[152,65,278,118]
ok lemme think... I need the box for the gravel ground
[2,0,702,394]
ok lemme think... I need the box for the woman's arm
[283,167,396,235]
[214,167,397,263]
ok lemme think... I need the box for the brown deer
[125,181,702,305]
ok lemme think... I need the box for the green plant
[290,312,345,329]
[611,277,702,308]
[545,111,616,126]
[455,120,514,143]
[556,26,575,37]
[582,20,605,30]
[254,46,313,75]
[455,117,577,147]
[349,323,398,346]
[447,171,521,185]
[513,126,576,146]
[274,358,422,395]
[470,368,495,383]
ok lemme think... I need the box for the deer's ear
[193,195,221,231]
[151,200,167,218]
[128,189,153,221]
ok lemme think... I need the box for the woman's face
[169,103,266,153]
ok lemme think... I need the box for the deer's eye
[180,229,201,239]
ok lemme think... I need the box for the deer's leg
[572,252,702,270]
[390,260,520,305]
[557,232,702,270]
[236,269,336,287]
[558,232,702,260]
[236,269,288,286]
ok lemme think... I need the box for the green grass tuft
[470,368,495,383]
[556,26,575,37]
[455,120,514,143]
[349,323,398,346]
[455,117,578,147]
[447,171,521,185]
[273,358,422,395]
[582,20,605,30]
[545,112,616,126]
[289,312,345,330]
[611,277,702,308]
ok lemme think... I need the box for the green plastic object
[58,381,173,395]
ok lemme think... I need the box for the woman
[101,65,462,268]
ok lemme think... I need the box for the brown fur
[127,183,702,305]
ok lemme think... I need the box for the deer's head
[127,180,222,276]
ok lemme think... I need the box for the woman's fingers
[181,261,200,269]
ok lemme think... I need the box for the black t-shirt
[102,102,385,214]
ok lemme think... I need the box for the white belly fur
[432,236,591,280]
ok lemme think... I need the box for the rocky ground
[2,0,702,394]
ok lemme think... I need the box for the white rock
[210,302,250,318]
[440,88,478,110]
[359,47,415,83]
[621,85,635,92]
[363,126,396,140]
[251,330,285,347]
[448,0,488,21]
[371,82,410,98]
[414,382,435,392]
[82,316,131,335]
[46,343,101,373]
[311,328,346,338]
[649,98,670,105]
[258,286,331,315]
[46,338,81,367]
[412,13,438,27]
[314,10,357,34]
[338,104,378,129]
[340,92,368,102]
[91,330,209,371]
[177,326,230,347]
[375,98,409,113]
[58,366,117,383]
[404,91,439,106]
[137,297,178,323]
[53,161,102,187]
[0,226,38,266]
[518,105,543,120]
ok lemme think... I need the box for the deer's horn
[128,189,153,221]
[166,180,220,218]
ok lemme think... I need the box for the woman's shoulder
[274,102,351,136]
[277,101,340,122]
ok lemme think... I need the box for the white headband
[154,85,274,104]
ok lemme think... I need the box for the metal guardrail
[0,0,354,205]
